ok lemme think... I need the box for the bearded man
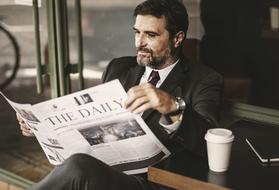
[19,0,223,189]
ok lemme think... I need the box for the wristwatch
[175,97,186,112]
[168,97,186,116]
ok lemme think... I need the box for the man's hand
[16,113,34,137]
[124,83,177,115]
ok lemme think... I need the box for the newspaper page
[1,79,170,174]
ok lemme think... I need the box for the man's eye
[147,33,156,38]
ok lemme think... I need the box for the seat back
[183,38,201,64]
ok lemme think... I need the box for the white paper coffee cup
[205,128,234,172]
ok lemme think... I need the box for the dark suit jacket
[102,56,223,156]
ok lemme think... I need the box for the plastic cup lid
[205,128,234,143]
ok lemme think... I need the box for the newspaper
[1,79,170,174]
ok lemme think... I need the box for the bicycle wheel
[0,24,20,89]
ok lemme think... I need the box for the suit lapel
[122,64,145,91]
[160,58,189,94]
[142,58,190,120]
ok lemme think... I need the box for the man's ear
[173,31,185,48]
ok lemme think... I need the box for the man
[18,0,223,189]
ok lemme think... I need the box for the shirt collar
[145,59,180,85]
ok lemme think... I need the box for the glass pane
[67,0,140,89]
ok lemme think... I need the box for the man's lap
[28,154,157,190]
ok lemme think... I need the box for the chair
[183,38,201,64]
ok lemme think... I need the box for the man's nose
[135,34,147,48]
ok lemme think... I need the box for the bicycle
[0,17,20,89]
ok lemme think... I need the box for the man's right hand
[16,113,34,137]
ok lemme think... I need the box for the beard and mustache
[136,44,175,69]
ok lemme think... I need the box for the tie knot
[148,70,160,86]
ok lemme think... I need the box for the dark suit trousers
[28,154,164,190]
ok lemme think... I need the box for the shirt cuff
[159,113,183,134]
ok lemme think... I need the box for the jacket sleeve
[173,72,223,156]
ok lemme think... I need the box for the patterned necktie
[148,70,160,86]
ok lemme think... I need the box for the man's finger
[125,88,146,108]
[20,124,34,136]
[127,96,149,112]
[22,130,34,137]
[132,102,153,114]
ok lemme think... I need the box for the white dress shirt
[139,60,183,134]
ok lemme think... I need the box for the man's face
[133,15,174,69]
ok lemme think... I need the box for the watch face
[176,97,186,111]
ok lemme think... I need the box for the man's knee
[62,154,111,180]
[60,154,144,190]
[64,153,96,168]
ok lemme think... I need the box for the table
[148,120,279,190]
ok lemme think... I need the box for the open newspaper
[1,80,170,174]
